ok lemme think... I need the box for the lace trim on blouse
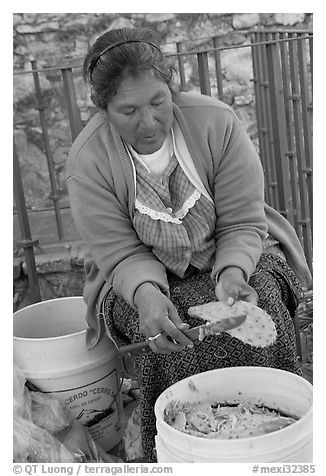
[175,189,201,219]
[135,189,201,224]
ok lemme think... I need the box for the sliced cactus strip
[188,300,277,348]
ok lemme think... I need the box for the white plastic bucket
[13,297,123,452]
[154,366,313,463]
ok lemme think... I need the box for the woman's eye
[123,109,136,116]
[152,99,164,107]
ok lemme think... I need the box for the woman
[66,27,311,461]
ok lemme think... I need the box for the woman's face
[107,70,174,155]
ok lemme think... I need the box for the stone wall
[13,13,312,309]
[13,13,311,71]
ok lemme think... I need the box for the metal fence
[251,30,313,271]
[13,29,313,303]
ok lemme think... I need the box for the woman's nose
[139,108,156,129]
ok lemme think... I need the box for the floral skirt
[103,254,303,462]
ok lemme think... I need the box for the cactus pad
[188,300,277,348]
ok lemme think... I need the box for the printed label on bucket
[49,368,122,451]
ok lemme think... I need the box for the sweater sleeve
[66,165,169,307]
[210,111,268,282]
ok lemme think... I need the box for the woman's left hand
[215,266,258,305]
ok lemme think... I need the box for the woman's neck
[127,132,172,176]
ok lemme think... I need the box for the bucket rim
[155,366,313,397]
[13,296,84,314]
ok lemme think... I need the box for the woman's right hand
[134,283,194,354]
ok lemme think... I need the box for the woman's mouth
[142,135,156,142]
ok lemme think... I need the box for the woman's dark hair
[83,28,177,110]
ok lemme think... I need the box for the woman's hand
[134,283,194,354]
[215,267,258,305]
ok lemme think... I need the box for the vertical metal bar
[197,52,211,96]
[279,32,302,240]
[31,60,64,241]
[265,37,291,219]
[13,138,42,303]
[288,34,313,269]
[176,42,187,91]
[61,68,83,142]
[212,37,224,100]
[309,36,313,87]
[259,32,280,210]
[297,36,313,235]
[251,33,272,204]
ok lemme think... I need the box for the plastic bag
[13,365,74,463]
[13,364,120,463]
[30,391,71,434]
[13,416,75,463]
[13,362,31,419]
[124,405,143,461]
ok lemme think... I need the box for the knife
[119,313,246,355]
